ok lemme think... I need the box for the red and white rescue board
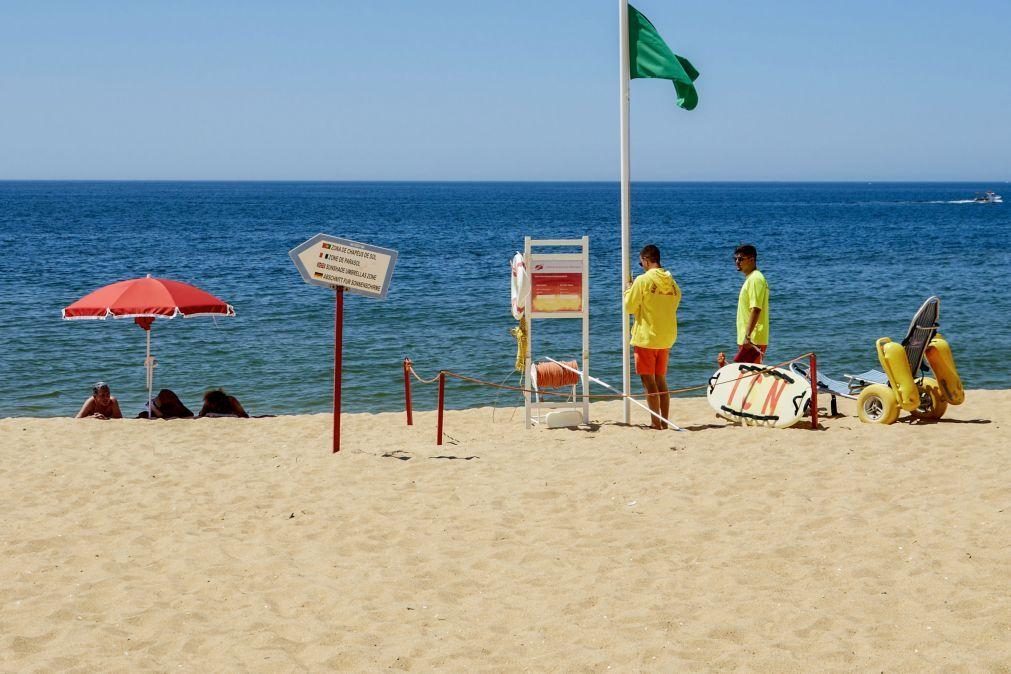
[706,362,811,428]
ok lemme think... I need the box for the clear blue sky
[2,1,1009,181]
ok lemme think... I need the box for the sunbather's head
[91,382,112,404]
[202,389,231,412]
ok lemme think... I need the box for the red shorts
[634,347,669,376]
[733,343,767,364]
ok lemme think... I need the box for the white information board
[289,233,398,300]
[523,236,591,428]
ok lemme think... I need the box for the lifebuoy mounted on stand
[510,252,528,321]
[510,252,530,373]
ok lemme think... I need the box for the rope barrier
[407,366,444,385]
[405,351,817,401]
[405,351,821,443]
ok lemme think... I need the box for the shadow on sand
[898,417,991,426]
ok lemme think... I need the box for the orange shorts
[634,347,669,376]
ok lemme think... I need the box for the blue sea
[1,181,1009,418]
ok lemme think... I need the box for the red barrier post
[437,371,446,445]
[403,358,414,426]
[809,353,819,430]
[333,286,344,453]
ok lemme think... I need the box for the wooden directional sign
[289,233,398,300]
[289,233,398,453]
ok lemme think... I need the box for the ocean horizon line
[1,179,1008,185]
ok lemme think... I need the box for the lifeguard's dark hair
[639,244,661,264]
[734,244,758,260]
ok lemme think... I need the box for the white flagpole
[618,0,632,424]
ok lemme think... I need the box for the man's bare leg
[640,374,662,429]
[656,374,670,429]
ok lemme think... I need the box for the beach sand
[1,392,1008,672]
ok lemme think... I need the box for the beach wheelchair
[847,296,964,424]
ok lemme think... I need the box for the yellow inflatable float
[877,337,919,411]
[925,335,964,405]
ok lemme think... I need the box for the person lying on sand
[198,389,249,418]
[137,389,194,419]
[76,381,123,419]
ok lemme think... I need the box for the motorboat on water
[973,190,1003,204]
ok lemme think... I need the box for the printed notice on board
[530,259,583,313]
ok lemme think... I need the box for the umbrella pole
[145,327,154,419]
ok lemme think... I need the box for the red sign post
[333,286,344,452]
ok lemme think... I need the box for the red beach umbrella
[62,275,235,416]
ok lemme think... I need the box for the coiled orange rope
[534,360,580,389]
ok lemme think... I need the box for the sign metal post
[334,286,344,452]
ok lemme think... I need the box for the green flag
[628,4,699,110]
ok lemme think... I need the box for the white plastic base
[545,409,584,428]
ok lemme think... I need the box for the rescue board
[707,362,811,428]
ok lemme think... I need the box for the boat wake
[926,199,996,204]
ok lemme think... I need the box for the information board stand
[523,236,590,429]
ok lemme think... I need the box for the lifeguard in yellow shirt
[624,244,681,430]
[717,243,770,367]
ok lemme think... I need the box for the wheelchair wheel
[856,384,899,425]
[911,377,948,420]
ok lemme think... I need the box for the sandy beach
[1,392,1008,672]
